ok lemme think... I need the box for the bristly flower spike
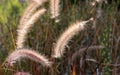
[19,0,47,28]
[14,72,31,75]
[50,0,60,22]
[6,49,51,67]
[33,0,47,4]
[53,18,94,58]
[19,2,39,28]
[16,8,46,49]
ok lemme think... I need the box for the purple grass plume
[14,72,31,75]
[6,49,51,67]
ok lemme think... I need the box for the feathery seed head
[6,49,51,67]
[16,8,46,49]
[52,19,93,58]
[20,0,47,28]
[14,72,31,75]
[33,0,47,4]
[19,2,39,27]
[50,0,60,19]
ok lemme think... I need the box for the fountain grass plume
[19,0,47,28]
[33,0,47,4]
[52,18,94,58]
[50,0,60,19]
[19,2,39,28]
[14,72,31,75]
[16,8,46,49]
[6,49,51,67]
